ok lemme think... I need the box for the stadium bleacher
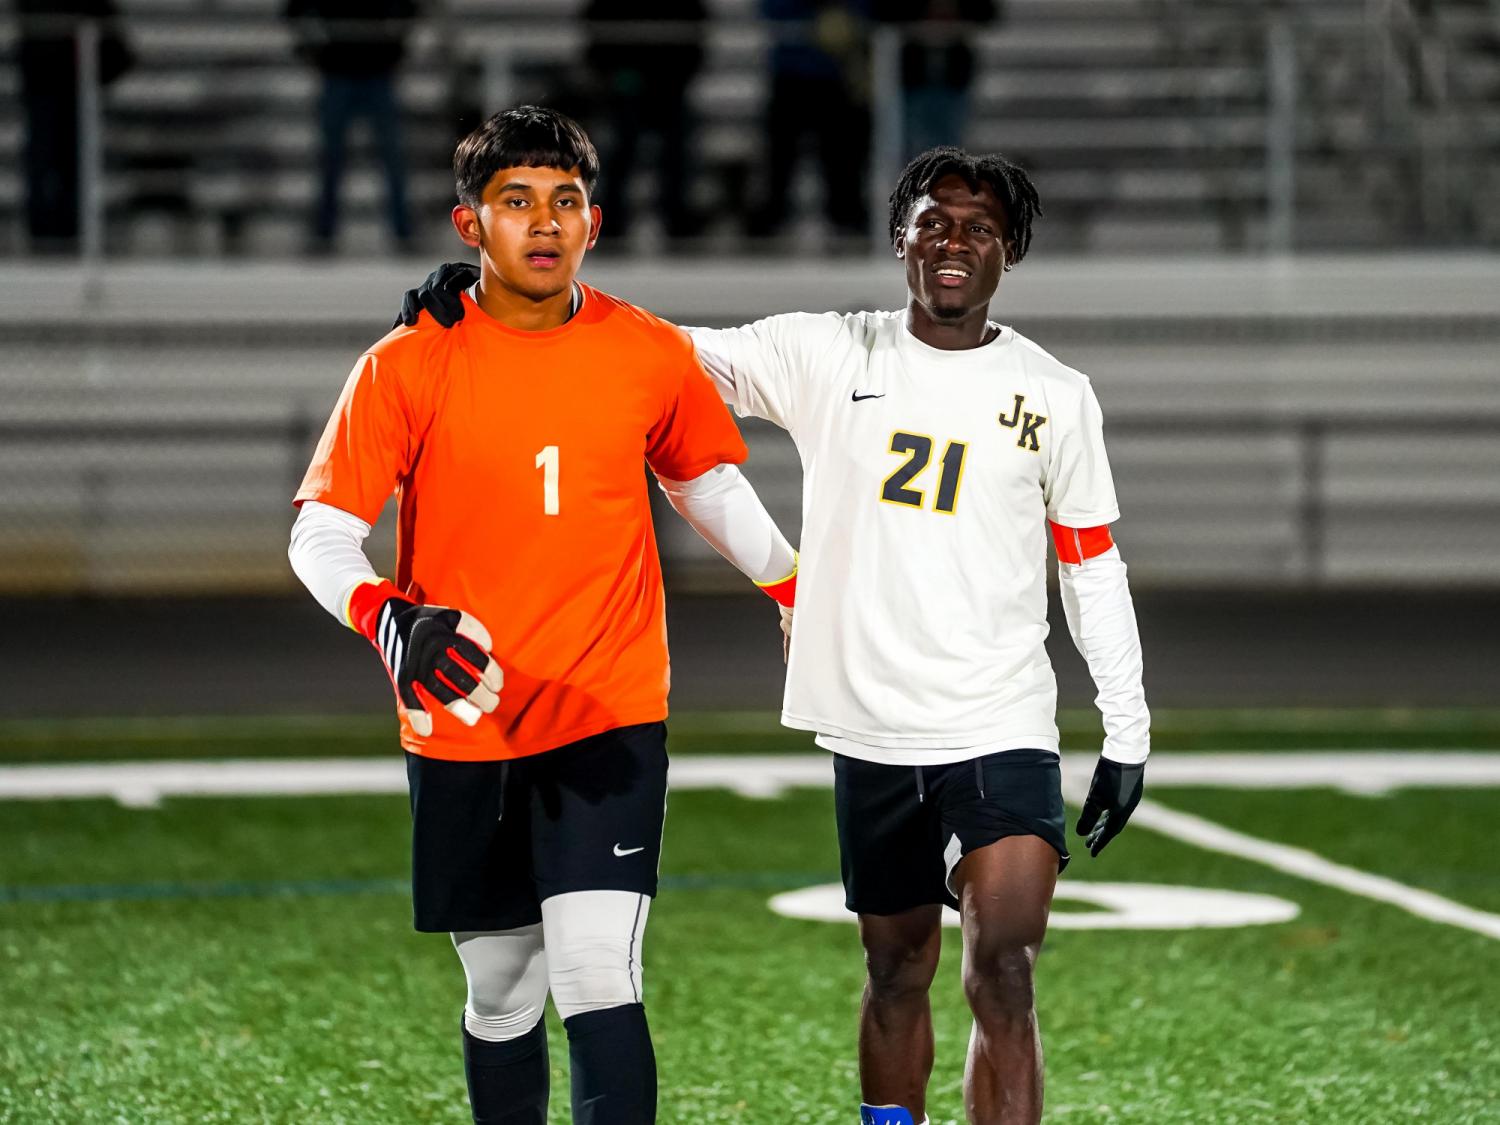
[1,0,1495,254]
[1,3,1496,594]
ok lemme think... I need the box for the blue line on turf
[0,871,837,907]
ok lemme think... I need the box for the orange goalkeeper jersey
[295,285,748,761]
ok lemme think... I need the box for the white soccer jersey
[689,311,1121,765]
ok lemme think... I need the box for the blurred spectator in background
[750,0,872,241]
[285,0,416,253]
[17,0,132,254]
[584,0,707,241]
[876,0,998,158]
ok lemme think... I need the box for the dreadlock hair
[453,105,600,208]
[887,147,1043,265]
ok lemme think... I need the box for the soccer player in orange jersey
[288,107,797,1125]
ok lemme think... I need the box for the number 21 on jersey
[881,431,968,514]
[535,445,560,515]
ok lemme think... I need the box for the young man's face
[451,164,602,302]
[896,173,1015,322]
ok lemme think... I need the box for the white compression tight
[452,924,549,1042]
[453,890,651,1042]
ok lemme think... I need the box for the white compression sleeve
[542,890,649,1021]
[1058,545,1151,765]
[452,925,550,1042]
[655,463,797,586]
[287,500,379,623]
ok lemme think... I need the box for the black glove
[1075,757,1145,857]
[348,581,501,737]
[394,261,479,329]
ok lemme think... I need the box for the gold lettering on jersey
[1015,412,1047,452]
[997,394,1025,428]
[997,394,1047,453]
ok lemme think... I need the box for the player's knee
[466,968,550,1040]
[962,943,1037,1022]
[546,939,641,1021]
[864,938,940,1002]
[541,890,648,1022]
[453,926,550,1042]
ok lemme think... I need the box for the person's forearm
[655,464,797,594]
[1058,545,1150,764]
[288,500,380,625]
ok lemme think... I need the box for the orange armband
[343,577,405,636]
[754,556,798,608]
[1049,522,1114,565]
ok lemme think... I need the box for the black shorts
[405,721,668,933]
[834,748,1069,916]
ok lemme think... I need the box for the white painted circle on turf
[768,882,1300,930]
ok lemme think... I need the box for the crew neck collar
[897,313,1013,358]
[460,282,587,339]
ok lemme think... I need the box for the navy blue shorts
[405,721,668,933]
[834,748,1069,916]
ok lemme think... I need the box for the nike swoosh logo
[613,844,645,857]
[851,391,885,402]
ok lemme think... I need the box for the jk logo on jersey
[997,394,1047,452]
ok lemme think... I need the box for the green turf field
[2,714,1498,1123]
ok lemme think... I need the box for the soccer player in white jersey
[398,146,1149,1125]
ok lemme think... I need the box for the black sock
[461,1019,549,1125]
[564,1003,656,1125]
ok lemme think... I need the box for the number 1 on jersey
[535,445,560,515]
[934,439,967,513]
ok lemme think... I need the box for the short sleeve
[644,335,749,481]
[294,352,416,523]
[1043,379,1121,527]
[687,312,843,432]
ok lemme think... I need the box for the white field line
[1054,773,1500,942]
[7,752,1500,941]
[1133,798,1500,941]
[4,752,1500,807]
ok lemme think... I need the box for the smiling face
[896,173,1015,324]
[451,164,601,304]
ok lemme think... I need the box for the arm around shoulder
[685,311,845,431]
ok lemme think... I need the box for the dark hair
[887,147,1043,263]
[453,105,601,207]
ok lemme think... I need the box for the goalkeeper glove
[1075,757,1145,857]
[395,261,478,329]
[346,579,502,737]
